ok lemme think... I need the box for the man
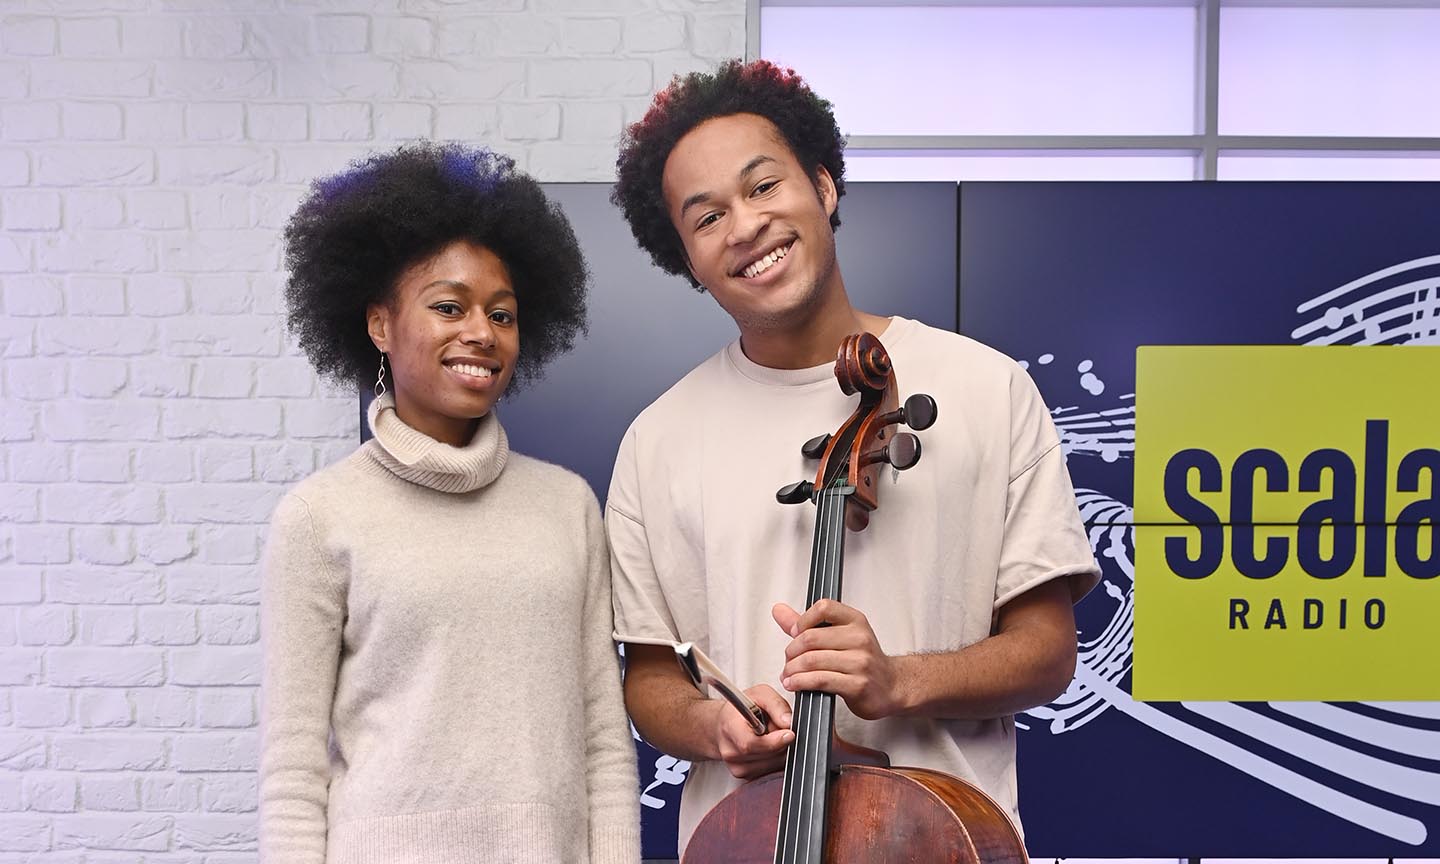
[606,59,1100,851]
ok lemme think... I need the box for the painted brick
[80,776,139,811]
[0,648,43,685]
[138,607,199,647]
[59,17,122,56]
[46,485,160,524]
[45,569,163,605]
[125,103,186,142]
[185,103,245,143]
[155,61,274,100]
[164,566,257,605]
[373,101,432,140]
[0,771,20,810]
[166,484,284,526]
[254,358,314,398]
[25,771,77,812]
[507,101,570,140]
[191,273,252,313]
[52,812,172,851]
[132,445,194,487]
[0,234,33,273]
[199,526,261,567]
[434,104,500,141]
[159,149,274,186]
[0,485,41,522]
[6,358,67,400]
[64,189,127,229]
[277,146,373,184]
[3,274,64,315]
[61,102,125,141]
[174,812,257,850]
[530,58,652,98]
[312,102,372,141]
[256,442,315,483]
[128,275,189,317]
[313,14,369,53]
[184,17,245,58]
[439,15,558,55]
[133,689,193,729]
[8,444,69,483]
[65,277,127,317]
[189,188,252,231]
[2,102,61,141]
[72,445,133,483]
[31,60,151,98]
[170,732,257,772]
[0,150,30,186]
[527,141,622,182]
[48,649,164,688]
[75,527,134,566]
[284,400,356,439]
[277,57,400,101]
[164,402,281,440]
[13,686,72,725]
[252,185,303,230]
[1,17,58,56]
[142,775,201,812]
[38,233,156,275]
[0,733,47,770]
[79,606,138,646]
[400,59,526,100]
[44,401,161,443]
[77,689,134,728]
[69,360,129,401]
[199,606,258,645]
[624,11,687,52]
[194,690,255,731]
[3,189,61,231]
[562,17,622,54]
[162,230,280,274]
[200,773,256,812]
[165,316,280,357]
[197,443,254,481]
[128,190,188,230]
[170,646,259,687]
[245,103,307,142]
[122,18,184,57]
[373,16,433,55]
[14,525,72,566]
[24,773,78,812]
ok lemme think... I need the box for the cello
[681,332,1030,864]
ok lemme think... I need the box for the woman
[260,143,640,863]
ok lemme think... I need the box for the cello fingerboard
[773,485,849,864]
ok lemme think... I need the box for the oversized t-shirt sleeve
[994,364,1102,609]
[606,423,683,645]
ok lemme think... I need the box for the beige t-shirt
[606,317,1099,851]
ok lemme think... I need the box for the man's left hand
[772,599,909,721]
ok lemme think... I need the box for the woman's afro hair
[283,142,587,393]
[611,59,847,291]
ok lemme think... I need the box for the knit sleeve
[578,490,643,863]
[259,493,346,864]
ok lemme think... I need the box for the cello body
[682,764,1028,864]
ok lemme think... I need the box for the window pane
[1219,8,1440,136]
[760,6,1199,136]
[1218,153,1440,181]
[846,151,1197,181]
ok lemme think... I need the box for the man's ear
[814,164,838,217]
[366,303,390,353]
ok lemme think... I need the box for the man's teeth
[451,363,492,379]
[743,244,790,278]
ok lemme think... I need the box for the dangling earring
[374,353,388,397]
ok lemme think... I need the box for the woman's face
[366,240,520,447]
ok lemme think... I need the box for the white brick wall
[0,1,744,859]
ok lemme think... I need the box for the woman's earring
[374,353,388,397]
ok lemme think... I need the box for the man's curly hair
[611,59,847,291]
[283,142,587,393]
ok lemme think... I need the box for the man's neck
[736,297,892,370]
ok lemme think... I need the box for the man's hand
[709,684,794,779]
[773,599,908,721]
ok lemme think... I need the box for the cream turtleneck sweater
[259,395,641,863]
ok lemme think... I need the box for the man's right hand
[709,684,794,778]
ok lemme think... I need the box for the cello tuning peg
[775,480,815,505]
[800,433,831,459]
[864,433,922,471]
[902,394,937,431]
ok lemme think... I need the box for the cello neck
[773,484,849,864]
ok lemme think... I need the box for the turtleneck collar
[363,393,509,494]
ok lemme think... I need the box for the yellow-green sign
[1133,346,1440,700]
